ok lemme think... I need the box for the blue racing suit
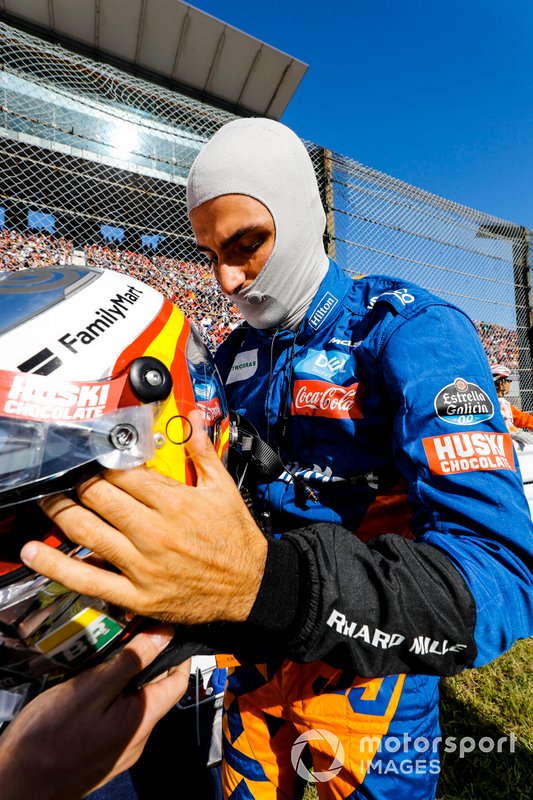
[213,260,533,799]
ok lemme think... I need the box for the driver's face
[190,194,275,296]
[496,378,511,396]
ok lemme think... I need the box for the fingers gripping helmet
[0,266,229,723]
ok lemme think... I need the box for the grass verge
[303,638,532,799]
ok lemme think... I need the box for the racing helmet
[490,364,512,383]
[0,265,229,724]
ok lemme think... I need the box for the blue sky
[189,1,533,229]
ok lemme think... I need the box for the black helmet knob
[129,357,173,402]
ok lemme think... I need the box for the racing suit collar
[235,261,353,344]
[297,260,354,343]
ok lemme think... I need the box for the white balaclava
[186,117,329,330]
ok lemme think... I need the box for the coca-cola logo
[197,397,222,424]
[291,380,363,419]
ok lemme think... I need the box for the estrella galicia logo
[309,292,338,330]
[434,377,494,426]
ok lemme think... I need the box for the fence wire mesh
[0,22,532,407]
[324,151,533,408]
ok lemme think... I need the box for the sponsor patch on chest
[291,379,363,419]
[225,349,258,385]
[308,292,338,330]
[296,349,350,381]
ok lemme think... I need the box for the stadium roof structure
[0,0,308,119]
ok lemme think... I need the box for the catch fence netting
[326,151,533,408]
[0,22,531,406]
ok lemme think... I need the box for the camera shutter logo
[291,728,345,783]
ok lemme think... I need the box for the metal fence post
[514,228,533,410]
[476,223,533,409]
[323,148,336,260]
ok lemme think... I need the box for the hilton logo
[309,292,338,330]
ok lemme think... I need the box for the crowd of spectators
[0,228,241,351]
[0,228,72,271]
[474,320,519,372]
[0,227,523,363]
[85,243,242,351]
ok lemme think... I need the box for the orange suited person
[491,363,533,431]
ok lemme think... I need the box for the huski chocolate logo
[434,377,494,426]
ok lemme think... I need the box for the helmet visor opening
[0,404,158,506]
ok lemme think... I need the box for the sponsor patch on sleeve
[434,377,494,426]
[422,431,515,475]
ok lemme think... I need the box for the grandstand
[0,1,532,408]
